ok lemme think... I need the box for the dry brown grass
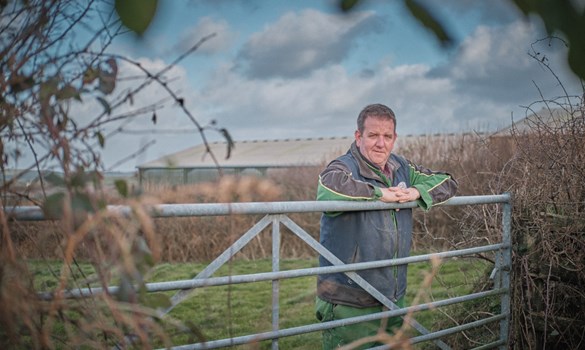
[9,135,511,262]
[4,118,585,348]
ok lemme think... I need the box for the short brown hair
[357,104,396,133]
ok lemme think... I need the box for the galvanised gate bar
[12,194,512,350]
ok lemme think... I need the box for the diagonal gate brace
[280,215,451,350]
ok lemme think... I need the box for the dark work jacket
[317,151,413,307]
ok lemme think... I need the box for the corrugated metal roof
[137,137,353,169]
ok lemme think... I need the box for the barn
[136,137,354,185]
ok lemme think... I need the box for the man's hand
[380,186,420,203]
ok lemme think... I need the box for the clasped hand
[380,186,420,204]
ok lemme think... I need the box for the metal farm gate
[12,194,512,349]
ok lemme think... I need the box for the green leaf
[56,84,81,101]
[44,172,66,186]
[568,43,585,82]
[70,170,103,189]
[70,170,87,188]
[96,96,111,115]
[115,179,129,197]
[339,0,359,12]
[511,0,532,16]
[71,192,95,214]
[86,170,104,187]
[43,192,66,219]
[96,131,105,148]
[39,79,58,101]
[9,75,35,93]
[135,237,155,270]
[82,68,99,85]
[404,0,453,47]
[115,0,158,35]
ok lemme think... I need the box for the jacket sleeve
[408,161,458,210]
[316,160,383,201]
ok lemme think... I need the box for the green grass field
[30,256,493,349]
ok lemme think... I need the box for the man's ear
[354,129,361,144]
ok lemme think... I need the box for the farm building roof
[137,136,354,169]
[494,108,583,135]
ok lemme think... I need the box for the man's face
[355,116,396,168]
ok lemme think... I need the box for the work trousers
[315,297,405,350]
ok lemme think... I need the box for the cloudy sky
[46,0,585,171]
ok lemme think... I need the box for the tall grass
[11,134,506,262]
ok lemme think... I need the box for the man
[315,103,458,349]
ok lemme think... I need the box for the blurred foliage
[114,0,158,36]
[0,0,222,348]
[403,0,453,47]
[512,0,585,80]
[339,0,585,81]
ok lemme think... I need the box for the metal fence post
[271,215,281,350]
[499,194,512,349]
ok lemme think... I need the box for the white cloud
[54,10,583,171]
[432,19,582,116]
[450,22,534,80]
[96,18,582,171]
[235,9,381,78]
[185,61,457,141]
[184,20,582,146]
[173,17,237,55]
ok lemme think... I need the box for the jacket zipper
[377,169,400,302]
[391,210,399,302]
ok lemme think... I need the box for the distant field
[31,255,492,349]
